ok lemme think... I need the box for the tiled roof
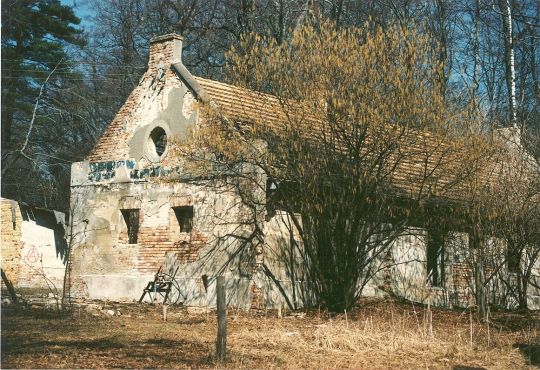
[194,77,289,128]
[193,76,497,203]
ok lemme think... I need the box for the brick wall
[1,198,22,285]
[451,263,474,290]
[137,226,178,272]
[117,211,208,273]
[88,35,183,163]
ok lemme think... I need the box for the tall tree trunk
[435,0,448,101]
[475,253,486,319]
[1,107,13,147]
[517,270,528,310]
[471,0,481,115]
[471,230,487,319]
[529,3,540,108]
[498,0,517,127]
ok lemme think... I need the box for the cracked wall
[70,172,265,308]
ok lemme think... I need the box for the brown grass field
[1,298,539,369]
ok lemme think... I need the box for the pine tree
[1,0,83,147]
[1,0,84,207]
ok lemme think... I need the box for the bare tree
[174,22,488,311]
[498,0,518,127]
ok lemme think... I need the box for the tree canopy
[2,0,538,211]
[1,0,83,144]
[1,0,84,208]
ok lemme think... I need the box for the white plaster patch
[182,91,194,118]
[20,221,55,247]
[19,221,65,288]
[143,200,169,225]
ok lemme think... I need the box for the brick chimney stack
[148,33,209,102]
[148,33,183,76]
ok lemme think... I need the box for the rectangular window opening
[121,209,139,244]
[265,178,300,216]
[427,231,444,287]
[173,206,193,233]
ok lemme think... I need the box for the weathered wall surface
[527,262,540,308]
[71,33,275,309]
[388,230,540,310]
[88,34,193,163]
[1,198,67,291]
[70,168,540,310]
[391,229,470,307]
[1,198,23,285]
[71,167,317,310]
[70,168,259,307]
[261,211,316,309]
[69,34,259,308]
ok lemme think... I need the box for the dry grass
[1,298,538,369]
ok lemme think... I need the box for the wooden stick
[162,304,168,322]
[486,306,490,347]
[470,308,473,348]
[428,298,433,338]
[216,276,227,362]
[1,268,18,304]
[411,301,421,335]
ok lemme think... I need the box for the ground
[1,298,539,369]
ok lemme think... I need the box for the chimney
[149,33,209,103]
[148,33,183,74]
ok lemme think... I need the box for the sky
[60,0,95,30]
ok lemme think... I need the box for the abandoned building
[67,34,540,310]
[1,197,68,297]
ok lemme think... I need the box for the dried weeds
[1,298,538,369]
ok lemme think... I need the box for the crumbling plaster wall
[1,198,66,291]
[70,169,539,309]
[527,259,540,308]
[88,34,193,163]
[261,211,316,309]
[70,173,258,306]
[251,213,476,310]
[260,216,476,310]
[391,228,464,307]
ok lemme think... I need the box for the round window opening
[149,127,167,158]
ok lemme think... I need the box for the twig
[411,301,421,335]
[1,59,63,176]
[486,306,490,347]
[470,308,473,348]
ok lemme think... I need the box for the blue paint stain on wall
[88,159,169,182]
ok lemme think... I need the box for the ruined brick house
[1,197,68,295]
[68,34,540,309]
